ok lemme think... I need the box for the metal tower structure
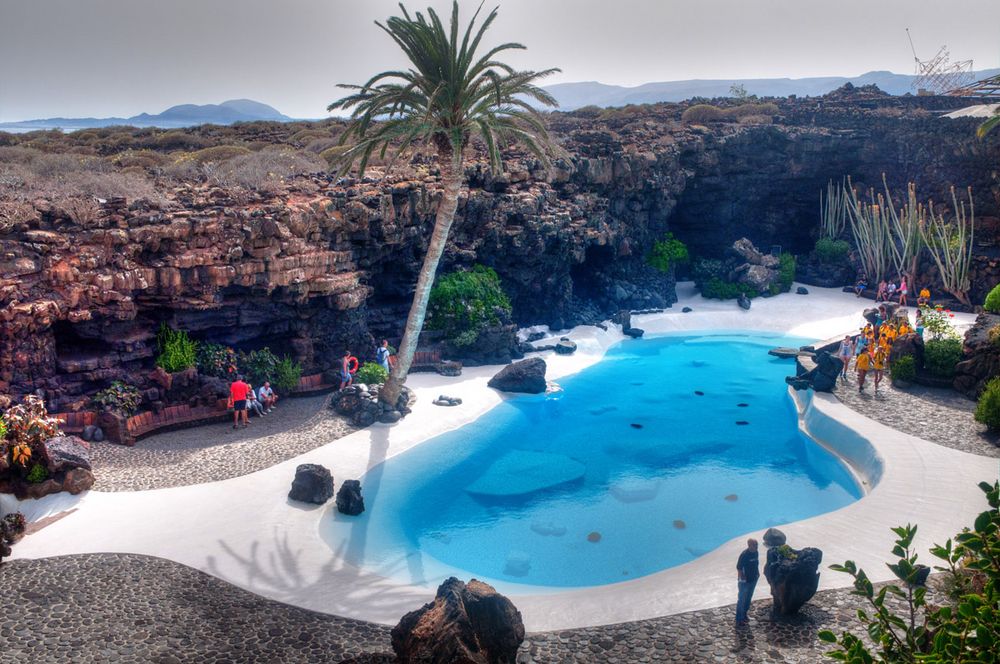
[906,29,974,95]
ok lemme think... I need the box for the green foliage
[2,395,61,450]
[820,481,1000,663]
[681,102,779,124]
[25,463,48,484]
[646,233,689,273]
[989,325,1000,347]
[155,324,198,373]
[196,343,238,379]
[273,356,302,393]
[92,381,142,415]
[814,237,851,263]
[775,544,798,561]
[700,277,759,300]
[0,416,7,442]
[974,377,1000,431]
[427,265,512,341]
[681,104,726,123]
[924,337,963,378]
[355,362,389,386]
[984,283,1000,313]
[778,252,796,292]
[919,307,959,340]
[691,258,725,284]
[890,355,916,383]
[730,83,749,100]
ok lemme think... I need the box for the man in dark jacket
[735,538,759,626]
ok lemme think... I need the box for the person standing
[376,339,391,373]
[230,374,250,429]
[340,350,354,390]
[872,344,887,394]
[898,276,908,306]
[856,349,871,392]
[735,538,760,626]
[837,335,855,381]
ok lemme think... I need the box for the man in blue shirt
[736,538,760,626]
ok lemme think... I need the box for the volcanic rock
[764,545,823,616]
[288,464,334,504]
[391,577,525,664]
[487,358,547,394]
[39,435,92,472]
[554,339,577,355]
[336,479,365,516]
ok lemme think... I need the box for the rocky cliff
[2,89,999,411]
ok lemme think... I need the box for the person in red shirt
[230,375,250,429]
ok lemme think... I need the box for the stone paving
[89,394,356,491]
[832,376,1000,458]
[0,552,932,664]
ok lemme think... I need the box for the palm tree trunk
[379,147,465,408]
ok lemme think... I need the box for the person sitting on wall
[247,384,266,418]
[854,275,868,298]
[917,287,931,306]
[258,381,277,412]
[876,279,888,302]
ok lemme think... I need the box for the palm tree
[328,1,560,407]
[977,108,1000,139]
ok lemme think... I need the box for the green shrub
[890,355,916,382]
[93,381,142,415]
[777,252,796,292]
[196,343,238,379]
[989,325,1000,347]
[814,237,850,263]
[975,377,1000,430]
[427,265,512,341]
[646,233,689,272]
[920,306,959,340]
[0,416,6,442]
[238,348,280,386]
[681,104,726,124]
[355,362,388,386]
[155,324,198,373]
[26,463,48,484]
[273,356,302,393]
[924,337,963,377]
[700,277,759,300]
[985,283,1000,313]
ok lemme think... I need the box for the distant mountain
[543,69,1000,110]
[0,99,292,133]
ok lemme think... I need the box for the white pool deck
[7,283,999,631]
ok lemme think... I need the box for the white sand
[8,283,996,630]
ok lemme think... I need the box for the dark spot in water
[737,403,749,408]
[622,570,629,576]
[589,406,618,415]
[587,531,602,543]
[694,391,705,396]
[630,423,643,429]
[725,494,739,502]
[691,360,708,368]
[631,382,644,386]
[673,519,686,529]
[736,421,749,425]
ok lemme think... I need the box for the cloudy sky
[1,0,998,122]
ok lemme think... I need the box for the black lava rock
[488,357,547,394]
[288,464,334,505]
[336,479,365,516]
[796,286,809,295]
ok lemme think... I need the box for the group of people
[339,340,394,390]
[836,304,920,394]
[228,376,278,429]
[854,275,934,307]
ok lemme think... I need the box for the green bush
[814,237,851,263]
[26,463,48,484]
[92,381,142,415]
[196,343,238,379]
[700,277,759,300]
[989,325,1000,347]
[920,306,959,340]
[924,337,963,378]
[681,104,726,123]
[777,252,796,292]
[0,416,6,442]
[890,355,916,383]
[646,233,689,272]
[427,265,512,341]
[975,377,1000,430]
[273,356,302,393]
[985,283,1000,313]
[155,324,198,373]
[355,362,388,386]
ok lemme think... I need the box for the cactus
[919,186,975,306]
[845,177,893,283]
[819,179,849,240]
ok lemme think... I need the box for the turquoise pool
[327,332,861,589]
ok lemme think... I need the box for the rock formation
[764,545,823,616]
[391,577,525,664]
[487,358,547,394]
[954,313,1000,398]
[287,463,334,504]
[335,479,365,516]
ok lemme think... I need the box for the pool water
[327,332,861,589]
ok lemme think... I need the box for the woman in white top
[837,335,855,380]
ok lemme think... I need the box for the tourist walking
[856,349,871,392]
[230,375,250,429]
[376,339,391,373]
[340,350,354,390]
[735,538,759,626]
[872,345,887,394]
[837,335,854,380]
[898,276,908,306]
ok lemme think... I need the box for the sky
[1,0,998,122]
